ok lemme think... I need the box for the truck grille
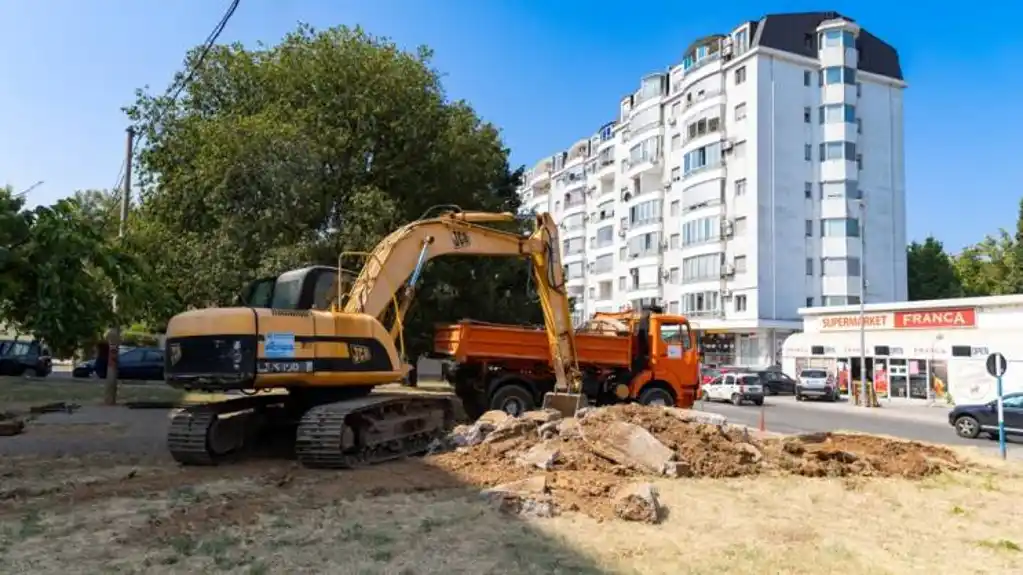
[165,335,257,377]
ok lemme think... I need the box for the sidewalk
[774,395,951,425]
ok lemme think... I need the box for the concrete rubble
[612,482,662,523]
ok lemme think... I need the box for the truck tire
[489,383,535,416]
[638,386,675,407]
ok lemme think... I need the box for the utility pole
[858,198,868,407]
[104,127,135,405]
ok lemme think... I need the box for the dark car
[949,393,1023,440]
[757,370,797,395]
[72,346,137,378]
[76,346,163,381]
[0,339,52,378]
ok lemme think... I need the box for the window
[670,101,681,118]
[669,234,679,249]
[671,134,682,150]
[564,262,584,279]
[563,213,584,230]
[685,116,721,141]
[733,255,747,273]
[856,154,863,169]
[818,104,856,124]
[856,82,862,97]
[1002,394,1023,409]
[734,103,747,121]
[627,231,663,258]
[671,167,681,181]
[818,141,856,161]
[821,218,861,237]
[735,294,747,312]
[683,142,722,175]
[668,300,679,314]
[822,66,856,85]
[598,280,613,299]
[734,66,746,84]
[804,144,812,161]
[803,70,811,86]
[593,254,613,274]
[804,182,813,199]
[629,199,662,225]
[857,118,862,133]
[734,216,747,236]
[682,216,719,246]
[563,237,584,255]
[806,297,814,307]
[821,257,861,276]
[669,267,680,284]
[733,140,746,159]
[597,200,614,221]
[670,200,680,217]
[805,220,813,237]
[619,246,627,261]
[805,258,813,276]
[595,225,613,247]
[820,181,860,199]
[735,178,746,196]
[682,290,721,316]
[618,276,626,290]
[823,295,861,306]
[804,107,811,123]
[682,253,722,281]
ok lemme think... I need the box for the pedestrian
[94,340,110,380]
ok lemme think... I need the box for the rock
[575,406,598,420]
[537,420,560,439]
[662,460,693,478]
[522,409,563,425]
[665,407,727,427]
[450,422,493,447]
[735,442,763,464]
[612,482,662,523]
[480,476,556,518]
[0,418,24,437]
[555,417,581,439]
[583,420,676,474]
[517,442,560,471]
[478,410,512,426]
[482,417,537,445]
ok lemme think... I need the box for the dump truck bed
[433,320,632,368]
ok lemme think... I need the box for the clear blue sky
[2,0,1020,252]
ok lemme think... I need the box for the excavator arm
[341,210,582,399]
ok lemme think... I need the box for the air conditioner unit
[722,43,734,57]
[721,289,733,298]
[720,264,736,277]
[621,192,632,202]
[617,228,627,237]
[582,214,590,221]
[661,268,671,280]
[660,239,669,250]
[668,117,677,126]
[721,219,735,237]
[662,179,672,188]
[721,140,734,152]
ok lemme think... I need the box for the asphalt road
[699,396,1022,457]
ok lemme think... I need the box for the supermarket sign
[818,308,976,331]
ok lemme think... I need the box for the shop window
[951,345,972,358]
[873,345,890,356]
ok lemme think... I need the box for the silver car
[796,368,839,402]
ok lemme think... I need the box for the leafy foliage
[906,237,963,300]
[0,187,147,356]
[126,24,542,357]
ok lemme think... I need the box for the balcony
[624,155,662,179]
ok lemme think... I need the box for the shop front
[781,295,1023,405]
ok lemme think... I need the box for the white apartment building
[517,12,908,366]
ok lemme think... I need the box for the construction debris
[0,412,24,437]
[429,403,963,522]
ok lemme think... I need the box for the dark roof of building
[751,11,903,81]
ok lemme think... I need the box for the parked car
[0,339,52,378]
[795,368,840,402]
[700,372,764,406]
[74,346,163,381]
[949,393,1023,439]
[756,370,797,395]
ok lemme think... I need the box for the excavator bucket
[541,391,586,417]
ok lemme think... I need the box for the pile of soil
[428,404,962,521]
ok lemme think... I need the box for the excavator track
[295,394,455,469]
[167,395,283,466]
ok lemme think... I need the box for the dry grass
[0,377,184,410]
[1,448,1021,575]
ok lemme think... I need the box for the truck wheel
[638,386,675,407]
[490,384,535,416]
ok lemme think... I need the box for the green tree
[125,24,542,358]
[0,187,147,357]
[906,236,963,300]
[953,232,1019,296]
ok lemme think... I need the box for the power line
[112,0,241,192]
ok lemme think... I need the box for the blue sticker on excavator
[265,332,295,358]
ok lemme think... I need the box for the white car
[700,372,765,406]
[795,368,840,402]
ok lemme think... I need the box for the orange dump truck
[432,309,700,419]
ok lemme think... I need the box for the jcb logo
[351,344,372,364]
[451,230,471,249]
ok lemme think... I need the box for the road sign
[986,352,1008,378]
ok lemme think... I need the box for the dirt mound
[427,404,962,522]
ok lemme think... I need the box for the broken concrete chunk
[450,423,492,447]
[665,407,727,427]
[522,409,563,425]
[482,417,537,445]
[555,417,581,439]
[537,420,560,439]
[480,475,557,518]
[517,442,560,471]
[575,406,597,420]
[612,482,662,523]
[662,460,693,478]
[477,410,512,426]
[584,420,675,474]
[735,442,763,464]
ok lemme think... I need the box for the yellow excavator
[164,209,584,468]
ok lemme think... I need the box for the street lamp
[14,181,44,198]
[857,197,869,407]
